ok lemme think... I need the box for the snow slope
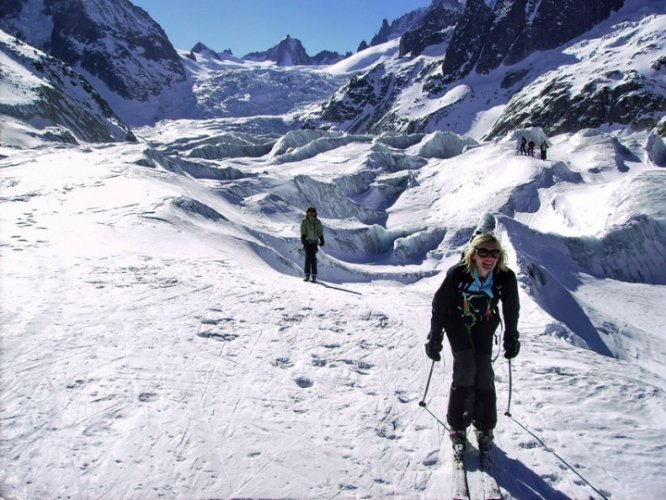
[1,123,665,498]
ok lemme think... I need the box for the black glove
[504,332,520,359]
[301,235,306,245]
[425,335,443,362]
[319,236,325,246]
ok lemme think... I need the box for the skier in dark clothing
[425,233,520,452]
[300,207,324,282]
[540,141,549,160]
[520,136,527,155]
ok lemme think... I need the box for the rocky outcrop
[439,0,494,82]
[243,35,345,66]
[485,71,666,140]
[190,42,222,61]
[367,5,433,48]
[310,0,660,139]
[312,50,350,66]
[245,35,311,65]
[399,0,462,57]
[317,64,404,133]
[0,0,192,124]
[441,0,624,81]
[0,30,135,145]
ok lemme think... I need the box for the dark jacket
[429,262,519,346]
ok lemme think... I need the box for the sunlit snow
[2,121,665,498]
[1,0,666,498]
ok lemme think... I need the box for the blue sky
[132,0,435,56]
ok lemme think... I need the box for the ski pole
[504,358,513,416]
[418,360,435,408]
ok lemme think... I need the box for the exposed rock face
[367,4,436,49]
[312,50,350,66]
[474,0,528,73]
[0,0,191,123]
[273,35,310,66]
[243,35,345,66]
[486,71,666,139]
[370,19,394,47]
[439,0,494,82]
[441,0,625,81]
[0,30,135,144]
[311,0,663,139]
[190,42,222,61]
[398,0,462,57]
[318,64,399,132]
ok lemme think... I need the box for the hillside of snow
[2,122,665,498]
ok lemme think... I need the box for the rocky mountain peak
[243,34,345,66]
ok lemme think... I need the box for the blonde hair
[462,233,507,275]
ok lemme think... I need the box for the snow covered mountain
[0,0,196,125]
[310,0,665,138]
[398,0,463,57]
[180,51,350,125]
[0,29,135,146]
[4,0,662,145]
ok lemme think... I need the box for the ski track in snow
[1,129,665,499]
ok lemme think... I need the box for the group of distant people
[518,136,549,160]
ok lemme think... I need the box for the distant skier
[300,206,324,283]
[540,141,549,160]
[425,233,520,453]
[527,140,535,157]
[520,136,527,155]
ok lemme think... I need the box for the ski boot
[450,429,466,461]
[476,429,494,469]
[303,274,310,282]
[475,429,493,453]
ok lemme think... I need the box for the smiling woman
[426,232,520,454]
[131,0,434,56]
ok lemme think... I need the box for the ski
[479,449,502,500]
[451,443,470,500]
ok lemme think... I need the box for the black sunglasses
[475,248,501,258]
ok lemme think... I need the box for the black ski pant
[445,320,499,432]
[303,241,318,276]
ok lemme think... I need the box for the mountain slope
[310,0,665,139]
[0,29,135,146]
[0,0,196,125]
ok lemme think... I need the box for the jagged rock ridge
[243,35,348,66]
